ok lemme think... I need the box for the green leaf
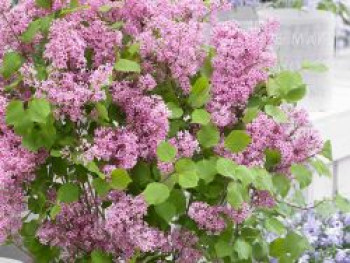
[273,174,291,197]
[302,61,328,72]
[57,183,80,203]
[21,15,54,42]
[6,99,56,151]
[50,204,61,219]
[315,200,338,218]
[91,250,112,263]
[227,182,245,209]
[188,76,210,108]
[21,121,56,151]
[157,141,177,162]
[93,178,110,196]
[265,217,286,235]
[114,59,140,73]
[50,150,61,157]
[265,148,282,170]
[216,158,237,179]
[201,48,215,78]
[225,130,251,153]
[175,158,196,172]
[264,105,288,123]
[86,162,106,179]
[21,20,41,43]
[284,232,310,259]
[70,0,79,8]
[196,158,217,183]
[253,168,274,192]
[235,165,254,187]
[96,103,109,121]
[291,164,313,189]
[169,189,186,214]
[21,220,39,237]
[311,158,331,177]
[233,239,252,260]
[128,43,140,56]
[178,170,199,189]
[335,194,350,213]
[243,107,259,124]
[155,202,176,222]
[6,100,25,127]
[270,232,309,260]
[110,21,124,30]
[37,15,54,34]
[167,102,183,119]
[98,5,112,12]
[197,124,220,148]
[175,158,199,188]
[1,51,23,79]
[143,182,170,205]
[267,71,303,99]
[110,169,132,190]
[321,140,332,161]
[215,240,232,258]
[191,109,211,125]
[285,85,307,103]
[35,0,52,9]
[131,161,152,187]
[252,241,269,261]
[269,238,286,259]
[28,98,51,123]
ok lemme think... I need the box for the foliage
[0,0,330,262]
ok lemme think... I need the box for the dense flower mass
[85,127,139,170]
[0,0,329,262]
[208,21,278,127]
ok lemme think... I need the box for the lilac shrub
[0,0,331,262]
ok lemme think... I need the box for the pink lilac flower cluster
[188,201,251,232]
[216,109,323,171]
[85,127,139,170]
[105,192,168,257]
[38,191,168,260]
[0,97,46,243]
[208,21,278,127]
[111,81,170,159]
[112,0,211,92]
[170,229,203,263]
[252,190,276,208]
[35,66,113,121]
[139,18,206,93]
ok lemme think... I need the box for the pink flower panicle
[188,201,251,232]
[85,127,139,170]
[252,190,276,208]
[208,21,278,127]
[0,98,46,243]
[171,229,203,263]
[216,110,322,171]
[105,193,168,258]
[111,82,170,159]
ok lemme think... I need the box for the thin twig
[277,198,330,211]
